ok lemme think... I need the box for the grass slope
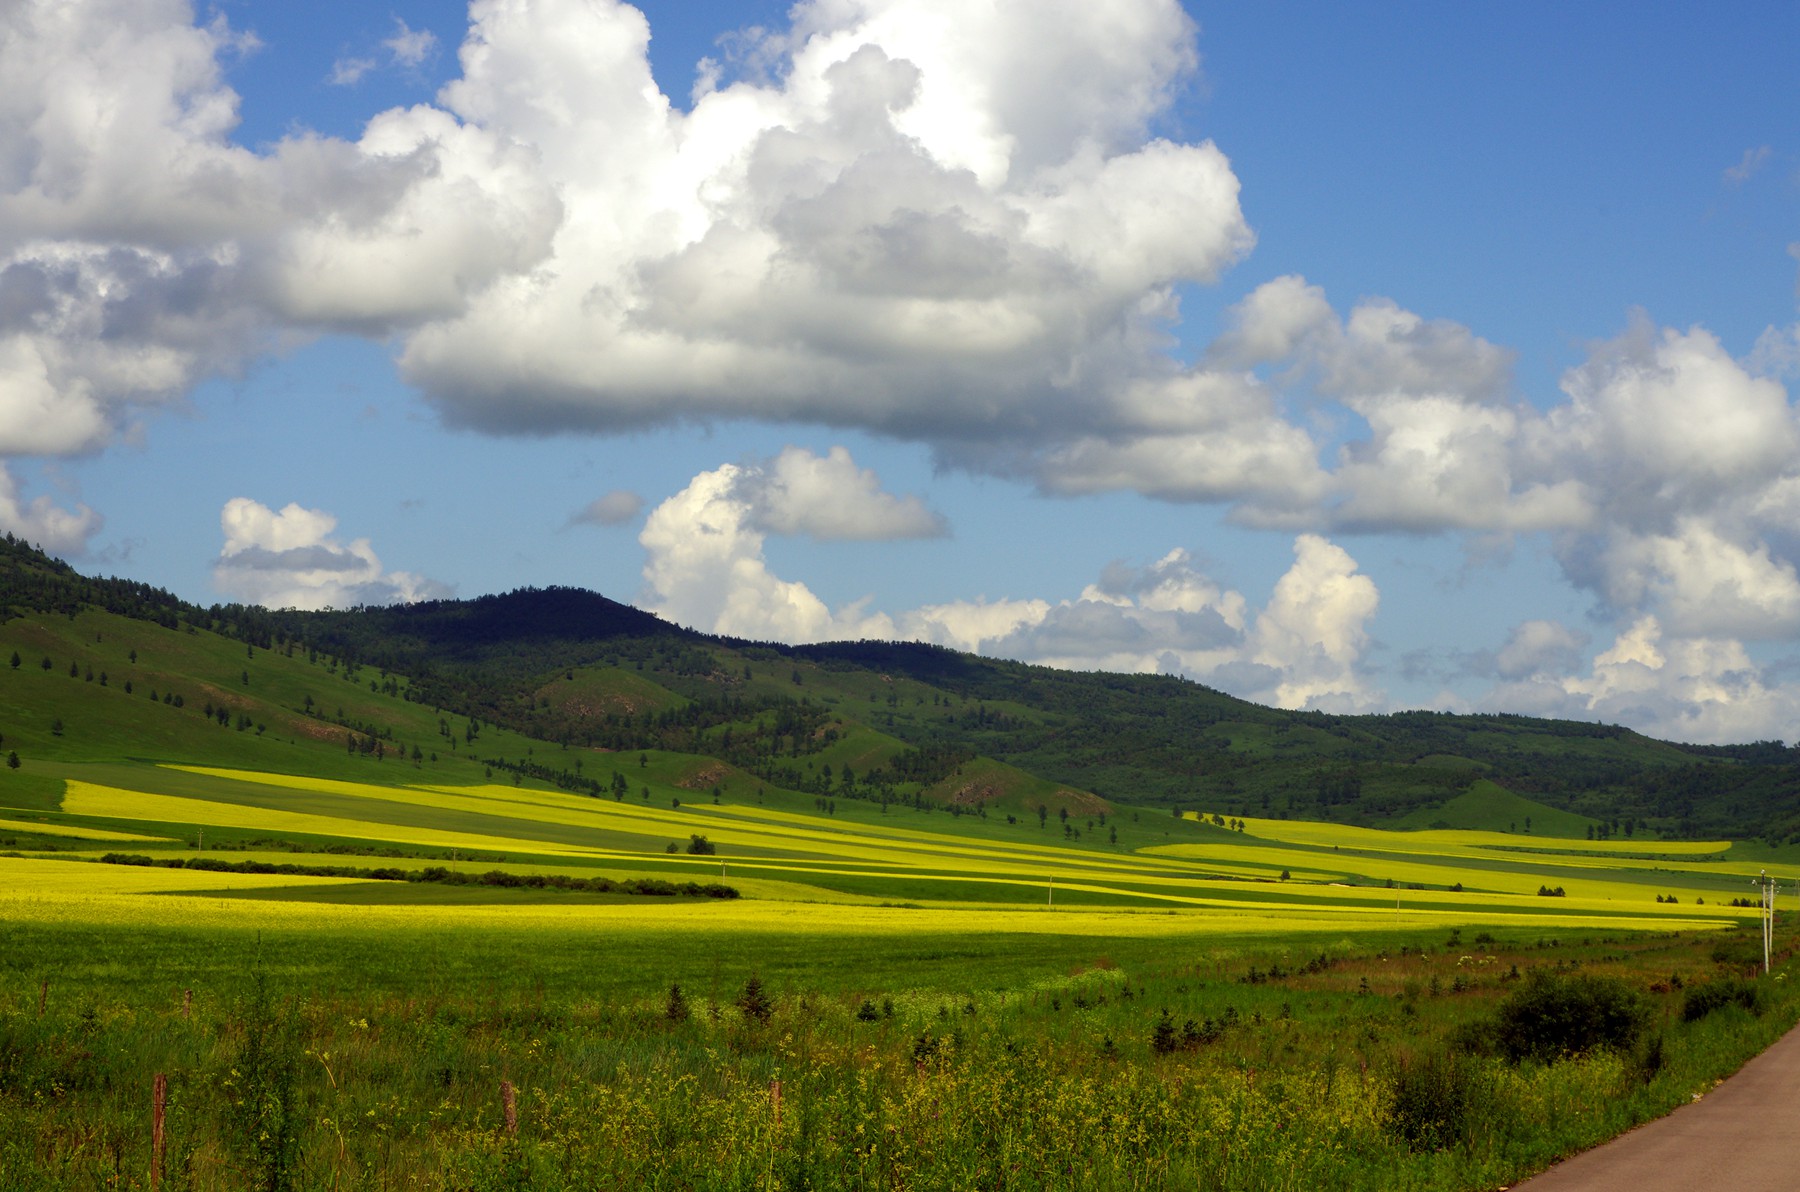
[1393,779,1599,837]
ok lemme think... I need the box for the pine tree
[665,983,691,1023]
[737,975,773,1023]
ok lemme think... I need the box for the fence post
[151,1073,167,1191]
[38,979,47,1017]
[501,1079,517,1136]
[770,1078,782,1133]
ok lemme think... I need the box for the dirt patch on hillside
[677,762,732,790]
[548,693,652,718]
[945,782,1000,807]
[1056,789,1111,815]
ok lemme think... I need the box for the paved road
[1514,1021,1800,1191]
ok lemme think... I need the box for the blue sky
[3,0,1797,742]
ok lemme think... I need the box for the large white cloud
[212,497,452,610]
[641,452,1382,710]
[0,0,559,458]
[399,0,1252,448]
[1478,616,1800,745]
[1,0,1257,465]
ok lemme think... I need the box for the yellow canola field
[33,767,1782,935]
[1234,816,1731,859]
[67,775,1207,902]
[170,766,1223,881]
[0,856,1732,940]
[1216,817,1800,885]
[161,767,1282,888]
[61,780,605,858]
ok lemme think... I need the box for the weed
[221,964,304,1192]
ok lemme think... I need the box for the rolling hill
[3,532,1799,843]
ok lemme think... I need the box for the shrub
[1388,1049,1482,1152]
[1682,976,1763,1022]
[1486,969,1651,1063]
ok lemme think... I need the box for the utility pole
[1753,870,1777,974]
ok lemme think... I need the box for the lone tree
[7,751,18,770]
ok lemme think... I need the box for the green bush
[1682,976,1764,1022]
[1486,969,1651,1064]
[1388,1049,1483,1152]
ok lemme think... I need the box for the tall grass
[1,922,1794,1190]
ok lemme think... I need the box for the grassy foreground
[4,759,1800,1189]
[2,913,1795,1191]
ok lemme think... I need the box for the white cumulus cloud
[0,465,101,554]
[748,446,946,540]
[212,497,451,610]
[1479,616,1800,745]
[641,454,1382,710]
[637,446,940,639]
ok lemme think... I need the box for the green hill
[1392,779,1598,838]
[4,534,1800,842]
